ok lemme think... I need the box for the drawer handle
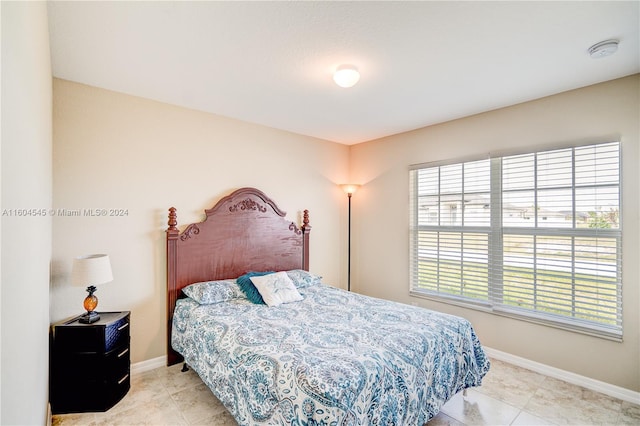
[118,348,129,358]
[118,374,129,385]
[117,323,129,331]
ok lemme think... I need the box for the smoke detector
[588,40,619,59]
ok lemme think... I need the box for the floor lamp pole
[347,192,352,292]
[341,184,359,292]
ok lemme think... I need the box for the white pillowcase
[250,271,303,307]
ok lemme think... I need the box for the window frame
[409,141,622,341]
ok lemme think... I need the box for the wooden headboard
[166,187,311,365]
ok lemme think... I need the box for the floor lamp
[341,184,360,291]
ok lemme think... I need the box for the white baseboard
[484,346,640,405]
[131,356,166,375]
[46,403,52,426]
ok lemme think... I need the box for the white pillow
[250,271,303,307]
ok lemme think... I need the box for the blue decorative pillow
[285,269,322,288]
[182,279,244,304]
[237,271,274,304]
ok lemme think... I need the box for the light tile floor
[53,358,640,425]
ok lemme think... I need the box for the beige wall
[349,74,640,392]
[51,79,350,363]
[50,71,638,393]
[1,1,53,423]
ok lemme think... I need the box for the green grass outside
[416,260,619,326]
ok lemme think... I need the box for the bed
[167,187,490,425]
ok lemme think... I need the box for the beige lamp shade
[72,254,113,287]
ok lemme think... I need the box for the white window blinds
[410,142,621,338]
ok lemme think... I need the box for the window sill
[409,290,623,342]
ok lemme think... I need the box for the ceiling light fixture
[333,65,360,88]
[588,39,619,59]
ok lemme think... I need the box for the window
[409,142,621,339]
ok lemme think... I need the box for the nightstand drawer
[54,312,129,353]
[55,343,130,382]
[51,373,130,414]
[108,344,131,381]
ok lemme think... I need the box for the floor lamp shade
[72,254,113,323]
[341,184,360,196]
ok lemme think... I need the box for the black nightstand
[50,311,130,414]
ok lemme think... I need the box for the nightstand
[50,311,130,414]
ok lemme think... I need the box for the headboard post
[166,207,182,366]
[302,209,311,270]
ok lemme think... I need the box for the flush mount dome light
[588,39,619,59]
[333,65,360,88]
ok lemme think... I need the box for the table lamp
[72,254,113,323]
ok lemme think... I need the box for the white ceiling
[47,1,639,145]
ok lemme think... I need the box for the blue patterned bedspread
[172,283,490,425]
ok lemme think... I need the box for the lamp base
[79,311,100,324]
